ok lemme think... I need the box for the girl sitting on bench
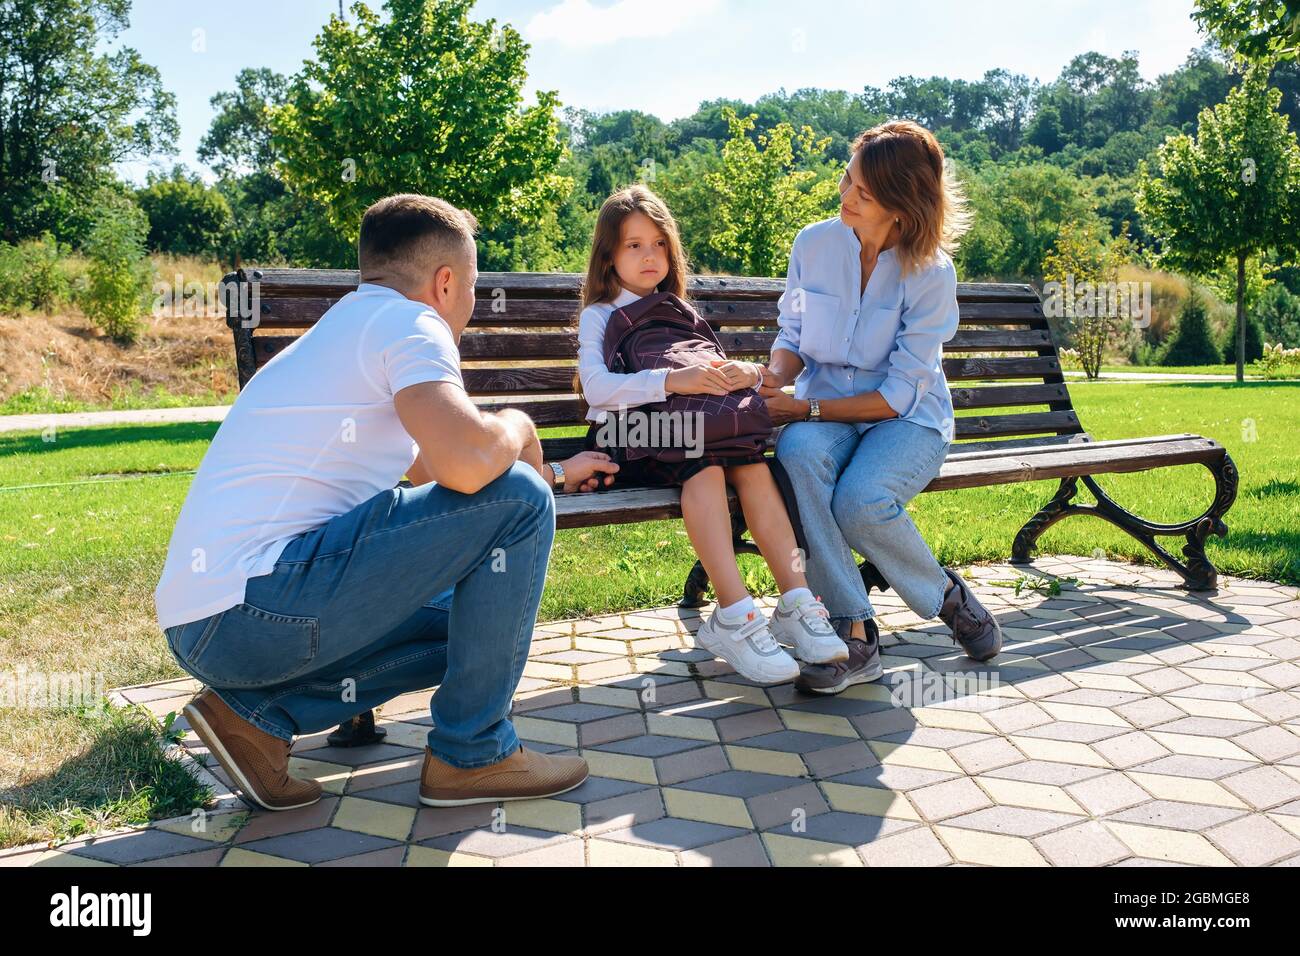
[573,185,847,685]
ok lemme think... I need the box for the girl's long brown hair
[574,185,690,397]
[580,185,689,308]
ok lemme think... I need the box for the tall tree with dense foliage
[701,108,839,277]
[956,162,1098,279]
[1196,1,1300,62]
[270,0,567,243]
[1136,65,1300,380]
[0,0,177,243]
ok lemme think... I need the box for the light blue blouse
[771,216,959,441]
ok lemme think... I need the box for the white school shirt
[577,286,671,423]
[154,283,464,630]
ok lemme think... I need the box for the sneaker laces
[794,596,837,636]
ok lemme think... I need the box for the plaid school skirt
[581,422,768,488]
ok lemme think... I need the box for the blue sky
[115,0,1209,182]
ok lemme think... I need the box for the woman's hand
[757,384,811,425]
[709,360,762,391]
[666,365,731,396]
[556,451,620,493]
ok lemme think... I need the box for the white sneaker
[769,595,850,664]
[694,607,800,685]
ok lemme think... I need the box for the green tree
[1222,310,1267,360]
[1136,65,1300,380]
[1162,293,1223,364]
[656,142,727,271]
[198,68,288,179]
[270,0,567,244]
[1255,279,1300,344]
[0,0,178,243]
[1195,1,1300,62]
[137,167,233,258]
[702,108,840,277]
[958,162,1098,279]
[1041,219,1134,377]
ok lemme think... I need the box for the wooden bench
[220,269,1239,602]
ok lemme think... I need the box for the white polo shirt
[154,284,464,630]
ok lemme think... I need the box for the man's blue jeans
[776,418,950,629]
[163,462,556,769]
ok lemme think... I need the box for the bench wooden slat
[473,398,1083,437]
[948,383,1069,409]
[253,332,1065,371]
[929,437,1225,491]
[243,295,1050,331]
[952,410,1082,438]
[945,432,1206,461]
[463,375,1072,407]
[943,356,1061,380]
[949,433,1091,454]
[226,269,1039,303]
[550,434,1225,527]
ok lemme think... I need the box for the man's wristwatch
[549,461,565,489]
[806,398,821,421]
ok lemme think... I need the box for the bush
[81,202,155,343]
[0,234,72,315]
[1253,342,1300,379]
[137,168,233,258]
[1161,294,1221,366]
[1256,282,1300,348]
[1221,313,1265,365]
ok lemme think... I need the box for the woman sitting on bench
[758,119,1004,697]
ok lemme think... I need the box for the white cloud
[525,0,725,48]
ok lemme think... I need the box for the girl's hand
[709,360,762,391]
[558,451,619,493]
[666,366,731,396]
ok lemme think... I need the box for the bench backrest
[221,270,1083,457]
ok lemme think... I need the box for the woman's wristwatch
[805,398,821,421]
[549,461,565,490]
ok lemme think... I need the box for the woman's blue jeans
[776,418,949,628]
[163,462,555,769]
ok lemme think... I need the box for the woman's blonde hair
[580,185,689,308]
[851,120,971,276]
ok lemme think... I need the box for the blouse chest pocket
[791,290,844,365]
[848,299,904,370]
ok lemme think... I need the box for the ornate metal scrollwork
[1011,452,1239,591]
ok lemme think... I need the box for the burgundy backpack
[600,291,773,463]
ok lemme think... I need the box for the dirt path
[0,404,230,434]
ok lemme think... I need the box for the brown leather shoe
[183,688,322,811]
[419,745,589,807]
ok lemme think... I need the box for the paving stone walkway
[4,556,1300,868]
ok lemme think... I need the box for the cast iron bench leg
[1010,452,1240,591]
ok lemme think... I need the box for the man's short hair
[357,194,479,281]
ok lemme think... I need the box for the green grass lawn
[0,384,237,417]
[1,379,1297,846]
